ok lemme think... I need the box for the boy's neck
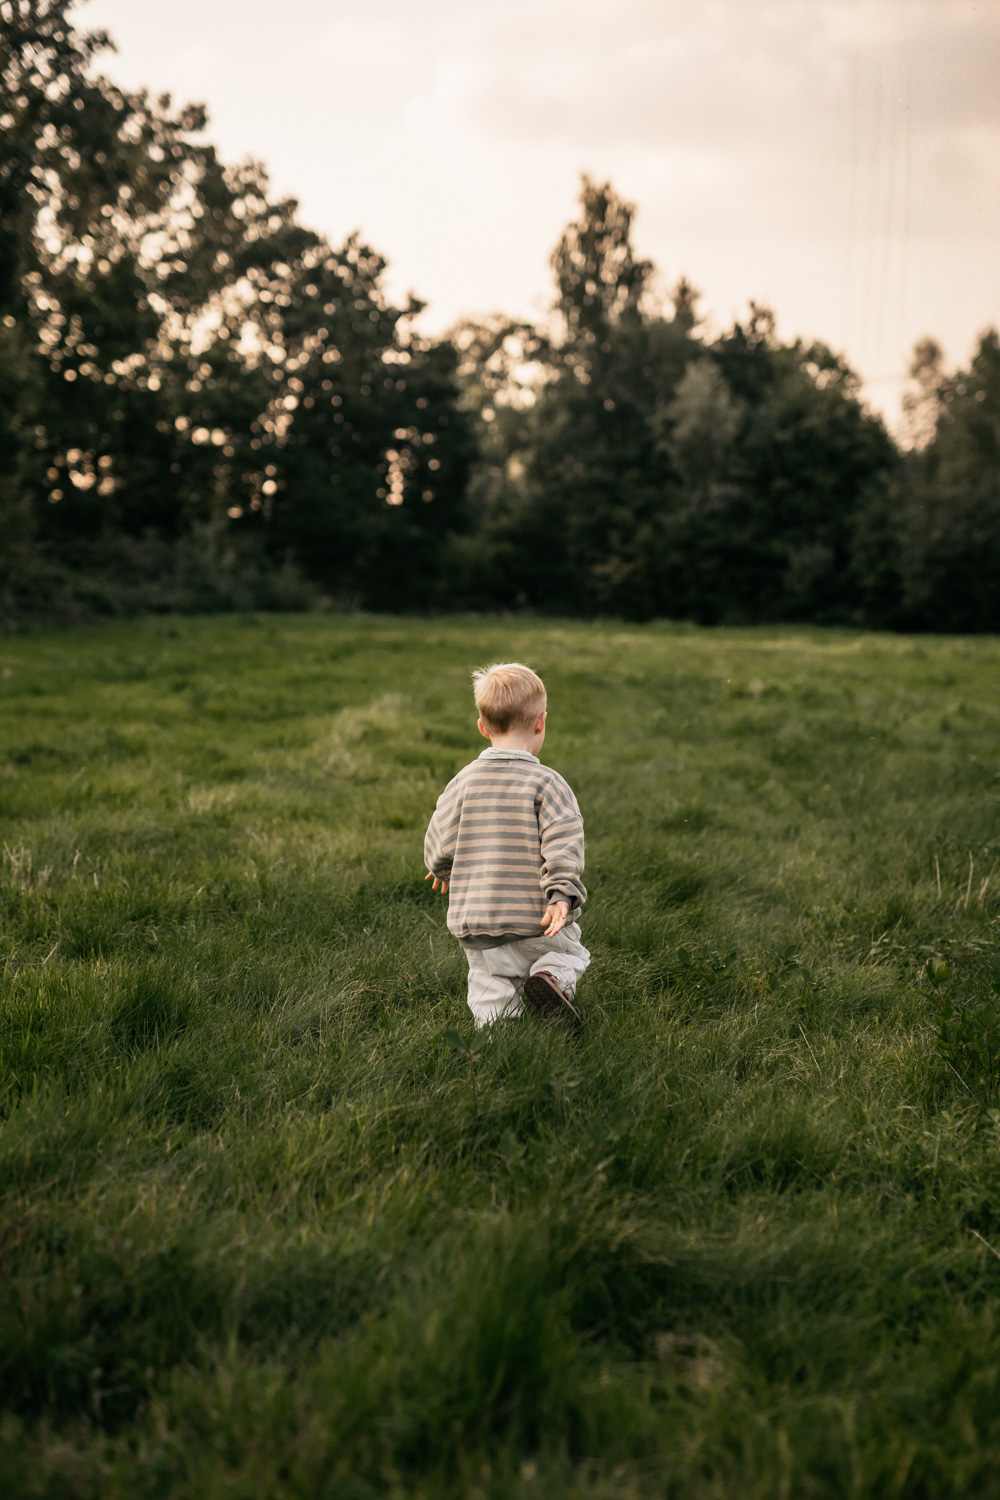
[487,732,542,756]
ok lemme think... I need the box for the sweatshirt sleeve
[537,774,586,913]
[423,777,461,877]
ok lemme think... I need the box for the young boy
[424,662,589,1029]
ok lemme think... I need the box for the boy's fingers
[547,901,571,935]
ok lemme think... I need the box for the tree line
[2,1,998,630]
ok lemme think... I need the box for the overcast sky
[80,0,1000,426]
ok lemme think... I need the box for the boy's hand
[542,899,570,937]
[425,871,449,894]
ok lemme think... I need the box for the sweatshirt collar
[478,747,540,763]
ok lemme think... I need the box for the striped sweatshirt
[424,747,586,947]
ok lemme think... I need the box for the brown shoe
[522,971,581,1030]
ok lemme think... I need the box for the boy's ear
[535,709,547,733]
[477,717,491,739]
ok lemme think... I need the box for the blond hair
[472,662,546,734]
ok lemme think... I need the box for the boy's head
[472,662,547,744]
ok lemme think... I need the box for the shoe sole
[522,973,582,1030]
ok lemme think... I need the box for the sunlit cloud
[82,0,1000,424]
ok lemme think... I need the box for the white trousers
[463,923,591,1028]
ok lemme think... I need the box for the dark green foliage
[694,314,897,622]
[0,1,472,620]
[892,330,1000,632]
[2,11,997,630]
[454,183,901,626]
[264,319,475,607]
[2,616,1000,1493]
[448,181,996,634]
[479,179,696,618]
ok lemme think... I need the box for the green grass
[1,614,999,1498]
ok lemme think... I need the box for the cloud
[80,0,1000,419]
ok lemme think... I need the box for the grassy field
[1,614,999,1498]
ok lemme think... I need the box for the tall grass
[1,615,999,1496]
